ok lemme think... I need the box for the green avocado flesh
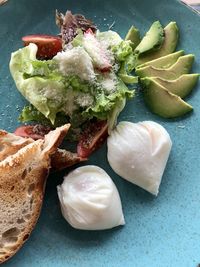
[136,22,179,65]
[125,26,141,49]
[137,50,184,69]
[136,54,194,80]
[153,74,199,98]
[141,77,193,118]
[134,21,164,55]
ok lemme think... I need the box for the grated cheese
[83,33,113,69]
[41,86,63,103]
[61,87,78,116]
[76,93,94,108]
[54,47,96,82]
[100,72,118,94]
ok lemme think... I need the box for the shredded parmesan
[83,33,113,69]
[54,47,96,82]
[100,72,117,94]
[61,87,78,116]
[41,86,63,103]
[76,93,94,108]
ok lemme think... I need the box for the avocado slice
[125,26,141,49]
[137,22,179,65]
[136,54,194,80]
[141,77,193,118]
[134,21,164,55]
[153,74,199,98]
[137,50,184,69]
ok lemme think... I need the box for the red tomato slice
[77,120,108,158]
[22,34,62,59]
[14,125,51,140]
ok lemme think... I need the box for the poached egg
[107,121,172,195]
[57,165,125,230]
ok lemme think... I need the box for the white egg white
[107,121,172,195]
[57,165,125,230]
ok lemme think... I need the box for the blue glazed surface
[0,0,200,266]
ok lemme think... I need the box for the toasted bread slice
[0,130,33,162]
[0,124,70,263]
[0,129,85,170]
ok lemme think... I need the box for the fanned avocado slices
[131,21,197,119]
[141,77,193,118]
[136,55,194,80]
[137,50,184,69]
[134,21,164,55]
[136,22,179,65]
[153,74,199,98]
[125,26,141,50]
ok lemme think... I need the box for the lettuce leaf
[83,78,134,124]
[19,105,69,127]
[10,44,67,124]
[19,105,51,124]
[111,40,138,84]
[111,40,133,62]
[107,98,126,134]
[71,29,84,47]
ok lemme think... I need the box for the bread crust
[0,130,33,161]
[0,124,70,263]
[0,127,84,171]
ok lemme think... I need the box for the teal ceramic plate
[0,0,200,266]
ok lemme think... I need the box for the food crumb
[109,21,116,30]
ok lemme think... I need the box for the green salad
[10,11,137,137]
